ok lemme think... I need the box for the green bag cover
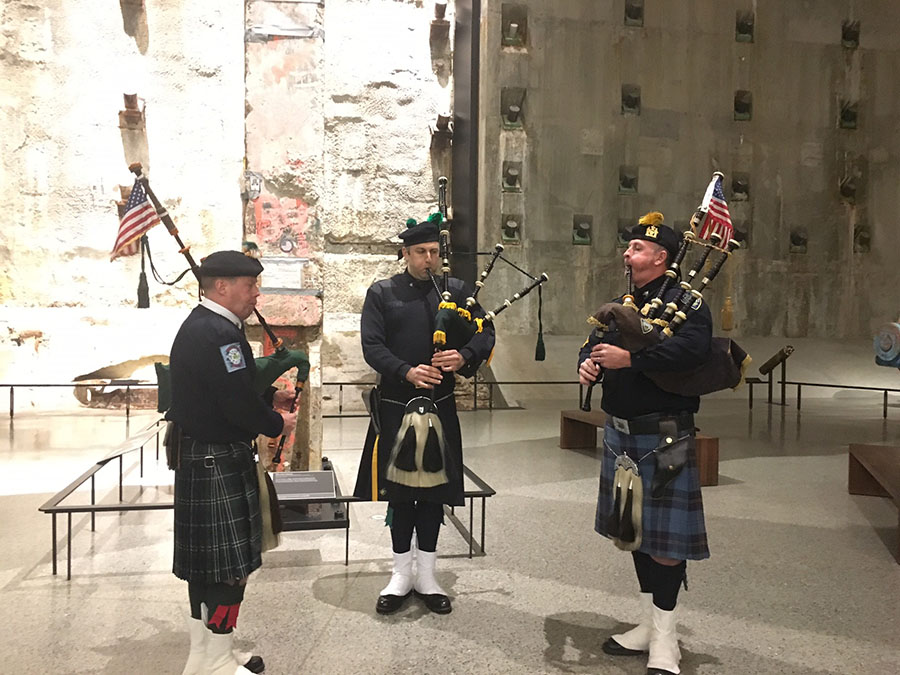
[433,306,478,351]
[154,348,310,413]
[254,348,310,390]
[155,362,172,413]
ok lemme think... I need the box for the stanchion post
[51,514,57,576]
[67,513,72,581]
[91,476,96,532]
[780,360,787,406]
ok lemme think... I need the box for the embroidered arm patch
[219,343,246,372]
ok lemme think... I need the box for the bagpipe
[581,172,751,412]
[129,163,309,549]
[386,176,550,489]
[129,162,311,422]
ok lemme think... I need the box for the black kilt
[173,439,262,583]
[354,391,464,506]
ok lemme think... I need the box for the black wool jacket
[578,275,712,419]
[166,305,284,443]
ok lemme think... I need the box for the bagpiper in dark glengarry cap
[397,213,442,258]
[627,211,680,261]
[198,250,264,278]
[398,213,442,245]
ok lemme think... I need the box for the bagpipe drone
[581,172,752,413]
[385,176,550,489]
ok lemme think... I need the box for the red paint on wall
[254,192,310,257]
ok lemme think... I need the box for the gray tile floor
[3,392,899,674]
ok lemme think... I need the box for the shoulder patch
[691,296,703,311]
[220,343,246,373]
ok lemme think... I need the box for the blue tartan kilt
[595,423,709,560]
[173,440,262,583]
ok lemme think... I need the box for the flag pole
[137,235,150,308]
[128,162,290,352]
[694,171,724,230]
[128,162,202,282]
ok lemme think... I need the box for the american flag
[111,178,159,260]
[697,174,734,244]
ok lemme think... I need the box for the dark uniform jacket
[168,304,284,583]
[361,271,494,398]
[166,305,283,443]
[354,271,495,504]
[578,275,712,419]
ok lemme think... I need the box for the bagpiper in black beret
[628,211,680,261]
[198,250,264,278]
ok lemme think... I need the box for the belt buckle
[612,416,630,434]
[203,455,215,468]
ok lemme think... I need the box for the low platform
[274,459,357,565]
[275,461,497,561]
[848,444,900,563]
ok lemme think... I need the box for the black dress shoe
[602,637,646,656]
[376,592,411,614]
[243,655,265,673]
[646,669,677,675]
[414,590,452,614]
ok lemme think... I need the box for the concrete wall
[320,0,455,414]
[0,0,454,421]
[0,1,246,406]
[479,0,900,340]
[8,0,897,418]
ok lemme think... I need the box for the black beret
[398,219,441,247]
[628,221,680,261]
[198,250,264,278]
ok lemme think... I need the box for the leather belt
[180,437,252,466]
[608,411,694,436]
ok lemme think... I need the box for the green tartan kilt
[173,439,262,583]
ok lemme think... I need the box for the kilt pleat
[173,440,262,583]
[595,424,709,560]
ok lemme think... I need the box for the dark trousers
[388,500,443,553]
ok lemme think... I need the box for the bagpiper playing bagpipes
[577,173,749,675]
[354,176,548,617]
[122,163,309,675]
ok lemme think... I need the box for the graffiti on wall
[254,191,311,258]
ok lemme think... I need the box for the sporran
[607,453,643,551]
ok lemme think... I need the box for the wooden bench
[559,409,719,487]
[848,444,900,563]
[560,409,607,449]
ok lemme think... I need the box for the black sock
[188,581,206,620]
[649,559,686,611]
[388,501,416,553]
[204,582,246,634]
[413,501,444,552]
[631,551,654,594]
